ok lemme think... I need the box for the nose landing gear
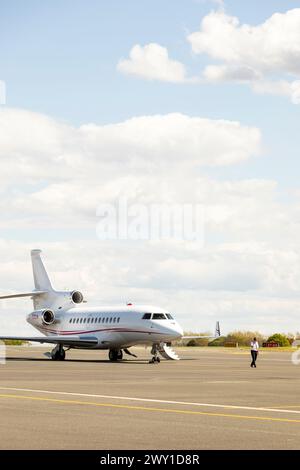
[149,344,161,364]
[149,356,160,364]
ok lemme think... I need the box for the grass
[2,340,29,346]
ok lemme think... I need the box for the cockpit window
[152,313,167,320]
[166,313,173,320]
[142,313,151,320]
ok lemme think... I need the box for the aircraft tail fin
[0,250,53,309]
[215,321,221,338]
[0,250,81,311]
[31,249,53,291]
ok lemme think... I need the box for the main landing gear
[108,349,123,361]
[51,344,66,361]
[149,344,161,364]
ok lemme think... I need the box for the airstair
[158,342,180,360]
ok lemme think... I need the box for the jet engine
[70,290,84,304]
[41,309,56,325]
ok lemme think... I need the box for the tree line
[183,331,296,347]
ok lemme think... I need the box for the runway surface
[1,346,300,449]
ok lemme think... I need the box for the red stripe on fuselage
[38,326,164,336]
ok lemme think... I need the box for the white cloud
[117,43,188,83]
[188,9,300,74]
[0,108,261,185]
[188,8,300,103]
[117,9,300,103]
[0,108,78,183]
[290,80,300,104]
[203,64,262,83]
[251,79,300,105]
[0,107,261,232]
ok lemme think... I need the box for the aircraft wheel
[51,348,65,361]
[109,349,119,361]
[117,350,123,360]
[51,351,59,361]
[149,357,157,364]
[59,349,66,361]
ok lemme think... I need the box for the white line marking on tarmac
[0,386,299,416]
[205,381,250,384]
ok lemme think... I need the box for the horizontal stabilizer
[0,291,47,300]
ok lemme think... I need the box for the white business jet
[0,250,220,363]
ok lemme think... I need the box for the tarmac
[1,345,300,449]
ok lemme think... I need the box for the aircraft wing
[0,335,98,347]
[182,321,221,341]
[182,335,216,339]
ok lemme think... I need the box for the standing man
[250,337,259,368]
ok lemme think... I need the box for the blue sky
[1,0,300,188]
[1,0,300,334]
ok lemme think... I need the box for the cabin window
[142,313,151,320]
[83,318,86,323]
[76,318,79,323]
[87,318,90,323]
[152,313,166,320]
[80,318,83,323]
[91,318,94,323]
[117,317,120,323]
[113,317,116,323]
[109,317,113,323]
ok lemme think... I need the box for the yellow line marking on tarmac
[271,405,300,409]
[1,393,300,424]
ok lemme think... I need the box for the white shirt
[251,341,259,351]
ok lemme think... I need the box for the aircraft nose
[175,323,184,338]
[169,322,183,339]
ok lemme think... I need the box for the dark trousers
[251,350,258,367]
